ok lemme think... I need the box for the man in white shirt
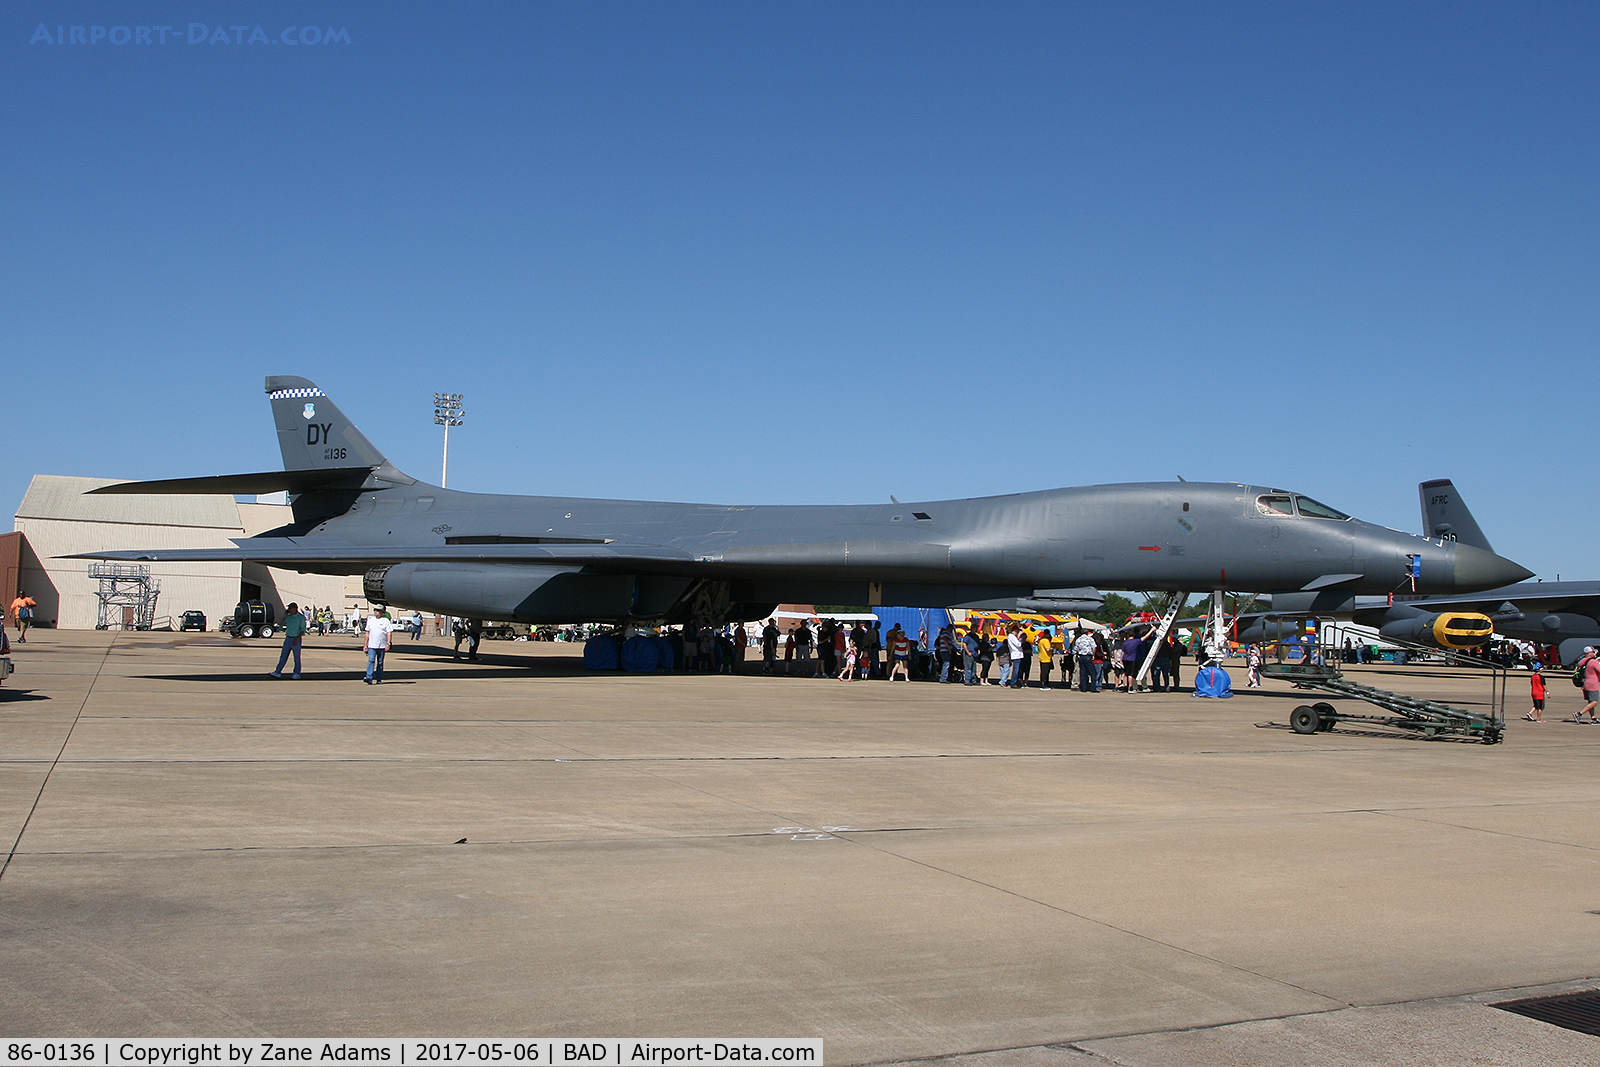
[1073,630,1097,692]
[364,609,394,684]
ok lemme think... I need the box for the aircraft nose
[1452,543,1534,592]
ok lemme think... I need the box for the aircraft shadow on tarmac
[0,689,50,702]
[143,649,620,683]
[143,666,580,683]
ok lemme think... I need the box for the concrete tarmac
[2,630,1598,1064]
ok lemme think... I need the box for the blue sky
[5,1,1596,580]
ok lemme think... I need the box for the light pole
[433,392,464,487]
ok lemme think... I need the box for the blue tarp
[583,635,620,670]
[620,635,661,673]
[1192,664,1233,698]
[871,606,953,646]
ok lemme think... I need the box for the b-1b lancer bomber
[77,377,1532,643]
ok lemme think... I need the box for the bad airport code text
[1,1044,822,1067]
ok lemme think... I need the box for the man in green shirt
[270,602,308,679]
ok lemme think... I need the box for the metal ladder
[1133,591,1189,687]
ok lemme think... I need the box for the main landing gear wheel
[1290,705,1320,735]
[1313,702,1338,731]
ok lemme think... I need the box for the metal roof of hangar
[15,475,244,530]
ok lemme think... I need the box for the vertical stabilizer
[1418,479,1494,553]
[265,376,389,472]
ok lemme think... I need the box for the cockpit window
[1255,494,1295,517]
[1294,495,1350,520]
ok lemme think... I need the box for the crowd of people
[657,617,1204,692]
[13,593,1588,718]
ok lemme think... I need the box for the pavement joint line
[33,753,1146,763]
[1368,808,1600,853]
[1,631,115,884]
[820,827,1351,1014]
[16,750,1400,762]
[867,975,1600,1065]
[4,827,947,860]
[865,1006,1370,1064]
[0,800,1578,845]
[20,746,1594,834]
[1053,975,1600,1051]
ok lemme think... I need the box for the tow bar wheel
[1313,702,1338,731]
[1290,705,1320,735]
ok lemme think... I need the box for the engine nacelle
[1017,586,1106,614]
[1233,616,1316,644]
[1377,611,1493,649]
[363,563,693,624]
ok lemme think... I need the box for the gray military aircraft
[75,377,1532,630]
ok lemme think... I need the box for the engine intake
[1378,611,1493,649]
[363,565,391,606]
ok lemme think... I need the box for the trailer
[220,600,277,639]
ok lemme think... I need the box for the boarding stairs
[1133,591,1189,687]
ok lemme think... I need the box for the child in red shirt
[1526,663,1546,722]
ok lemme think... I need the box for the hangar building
[12,474,346,631]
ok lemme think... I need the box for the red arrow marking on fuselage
[1138,546,1161,551]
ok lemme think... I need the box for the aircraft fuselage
[307,477,1509,617]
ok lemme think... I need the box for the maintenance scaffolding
[89,561,161,631]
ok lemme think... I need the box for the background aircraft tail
[1418,479,1494,553]
[266,376,390,472]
